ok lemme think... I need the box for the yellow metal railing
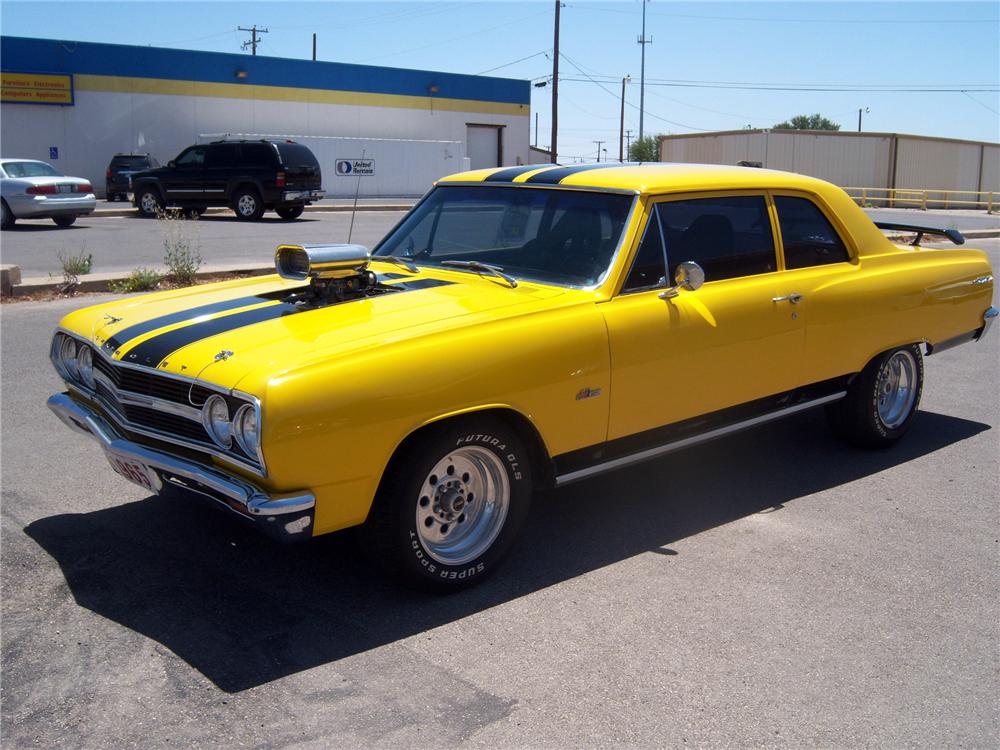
[844,187,997,212]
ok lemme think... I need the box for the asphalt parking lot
[0,209,408,278]
[1,242,997,748]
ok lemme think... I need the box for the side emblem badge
[575,386,602,401]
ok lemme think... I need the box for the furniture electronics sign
[1,72,74,105]
[336,159,375,176]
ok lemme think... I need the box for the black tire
[361,416,533,592]
[136,186,163,217]
[53,216,77,227]
[826,344,924,449]
[106,191,116,202]
[275,205,305,220]
[1,200,14,229]
[232,188,265,221]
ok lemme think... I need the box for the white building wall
[1,89,530,196]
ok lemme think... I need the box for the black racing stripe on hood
[483,165,556,183]
[121,302,301,367]
[523,163,624,184]
[101,290,305,354]
[120,278,456,368]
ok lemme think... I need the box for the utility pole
[593,140,605,162]
[551,1,562,163]
[858,106,869,132]
[239,25,268,56]
[637,0,652,141]
[312,33,317,61]
[625,129,633,159]
[619,75,630,162]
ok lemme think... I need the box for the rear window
[111,156,150,169]
[2,161,61,178]
[274,143,319,168]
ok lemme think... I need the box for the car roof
[0,158,48,165]
[438,162,836,196]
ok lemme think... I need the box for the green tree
[774,114,841,131]
[628,135,661,162]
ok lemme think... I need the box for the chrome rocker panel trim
[47,393,314,542]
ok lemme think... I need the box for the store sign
[1,72,74,105]
[336,159,375,176]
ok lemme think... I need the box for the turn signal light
[275,171,286,188]
[27,185,58,195]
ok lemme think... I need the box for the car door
[201,143,240,205]
[601,192,806,442]
[767,192,868,384]
[161,146,207,202]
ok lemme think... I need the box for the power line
[477,50,550,76]
[566,4,998,24]
[962,91,1000,116]
[557,76,999,93]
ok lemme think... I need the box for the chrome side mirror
[659,261,705,300]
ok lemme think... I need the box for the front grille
[94,356,213,406]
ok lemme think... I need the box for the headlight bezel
[76,344,96,388]
[202,394,234,449]
[233,402,259,457]
[56,334,80,381]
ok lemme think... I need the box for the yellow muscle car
[48,163,996,590]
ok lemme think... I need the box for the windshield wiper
[441,260,518,288]
[372,255,419,273]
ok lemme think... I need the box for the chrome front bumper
[281,189,325,202]
[980,306,999,340]
[47,393,315,542]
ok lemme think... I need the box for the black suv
[106,153,159,202]
[129,139,324,220]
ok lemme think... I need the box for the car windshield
[374,185,634,287]
[2,161,61,178]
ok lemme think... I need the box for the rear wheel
[1,200,13,229]
[233,188,264,221]
[827,344,924,448]
[53,216,77,227]
[361,417,533,591]
[137,187,163,217]
[275,205,304,220]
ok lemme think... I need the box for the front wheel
[361,417,533,591]
[275,205,304,220]
[53,216,77,227]
[137,187,163,217]
[827,344,924,448]
[233,188,264,221]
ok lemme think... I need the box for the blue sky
[2,1,997,161]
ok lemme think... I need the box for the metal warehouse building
[660,130,999,209]
[0,36,530,197]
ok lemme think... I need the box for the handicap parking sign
[49,146,58,160]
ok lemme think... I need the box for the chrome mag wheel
[236,193,258,216]
[415,445,510,566]
[140,191,160,215]
[876,349,918,429]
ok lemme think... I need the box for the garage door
[467,125,502,170]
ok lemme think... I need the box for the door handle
[772,293,803,304]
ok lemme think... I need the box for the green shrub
[110,267,163,293]
[159,209,203,285]
[56,249,93,288]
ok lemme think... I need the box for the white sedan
[0,158,96,229]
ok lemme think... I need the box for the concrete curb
[6,229,999,298]
[91,203,415,218]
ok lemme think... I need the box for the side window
[175,147,206,167]
[205,144,240,168]
[623,212,667,292]
[241,143,278,165]
[658,195,775,282]
[775,196,850,269]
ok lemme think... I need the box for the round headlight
[202,394,232,448]
[233,403,259,457]
[76,345,96,388]
[59,335,79,380]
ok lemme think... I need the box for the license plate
[105,451,161,492]
[58,184,73,193]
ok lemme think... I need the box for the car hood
[64,267,580,392]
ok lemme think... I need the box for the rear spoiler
[875,222,965,246]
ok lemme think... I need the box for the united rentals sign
[1,72,74,105]
[336,159,375,176]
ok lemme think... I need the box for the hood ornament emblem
[103,314,123,325]
[214,350,234,362]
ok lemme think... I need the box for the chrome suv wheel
[233,188,264,221]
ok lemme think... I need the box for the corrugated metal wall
[660,131,998,207]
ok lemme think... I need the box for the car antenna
[347,147,366,244]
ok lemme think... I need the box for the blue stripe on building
[0,36,530,105]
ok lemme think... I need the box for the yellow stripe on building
[74,74,528,116]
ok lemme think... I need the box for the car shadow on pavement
[24,409,989,693]
[3,224,87,232]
